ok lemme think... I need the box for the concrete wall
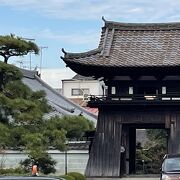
[0,150,89,175]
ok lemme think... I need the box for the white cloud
[41,68,76,88]
[1,0,180,22]
[127,8,143,13]
[39,29,100,45]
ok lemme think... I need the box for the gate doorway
[126,125,168,175]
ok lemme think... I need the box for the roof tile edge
[103,19,180,30]
[19,68,38,79]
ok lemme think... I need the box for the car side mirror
[160,168,165,173]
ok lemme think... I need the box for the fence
[0,149,89,175]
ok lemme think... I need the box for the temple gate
[61,17,180,177]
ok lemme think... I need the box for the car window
[163,157,180,171]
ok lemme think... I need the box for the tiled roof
[21,69,97,124]
[72,74,95,80]
[61,18,180,72]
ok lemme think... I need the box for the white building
[62,74,106,109]
[62,74,105,99]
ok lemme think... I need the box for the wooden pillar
[129,127,136,174]
[168,113,180,154]
[85,108,122,177]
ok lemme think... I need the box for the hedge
[67,172,86,180]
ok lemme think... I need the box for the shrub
[67,172,86,180]
[38,155,56,174]
[0,167,25,175]
[20,154,56,175]
[60,174,75,180]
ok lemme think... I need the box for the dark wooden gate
[85,110,122,177]
[85,107,180,177]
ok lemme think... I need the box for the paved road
[87,177,159,180]
[87,175,160,180]
[88,178,159,180]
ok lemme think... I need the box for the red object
[85,107,98,115]
[32,165,38,176]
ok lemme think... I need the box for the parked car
[160,154,180,180]
[0,177,64,180]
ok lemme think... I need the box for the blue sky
[1,0,180,88]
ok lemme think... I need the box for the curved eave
[61,47,102,59]
[62,61,180,78]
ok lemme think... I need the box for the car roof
[164,154,180,159]
[0,177,62,180]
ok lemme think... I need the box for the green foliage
[0,63,50,126]
[60,175,75,180]
[0,79,50,126]
[20,154,56,175]
[55,115,95,139]
[0,61,22,80]
[31,90,50,113]
[67,172,86,180]
[47,129,67,151]
[4,80,31,99]
[143,144,165,173]
[146,129,167,147]
[43,115,95,150]
[37,154,56,174]
[0,34,39,63]
[136,129,167,174]
[0,167,25,175]
[0,96,44,126]
[19,158,32,173]
[22,133,48,158]
[0,61,94,175]
[0,122,10,148]
[8,126,27,149]
[0,61,22,91]
[0,62,57,174]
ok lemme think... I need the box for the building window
[111,86,116,95]
[162,87,166,94]
[83,89,89,95]
[71,88,89,96]
[129,87,133,94]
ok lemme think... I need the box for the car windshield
[163,157,180,172]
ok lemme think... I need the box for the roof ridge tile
[104,20,180,31]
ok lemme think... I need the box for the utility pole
[39,46,48,75]
[21,37,35,70]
